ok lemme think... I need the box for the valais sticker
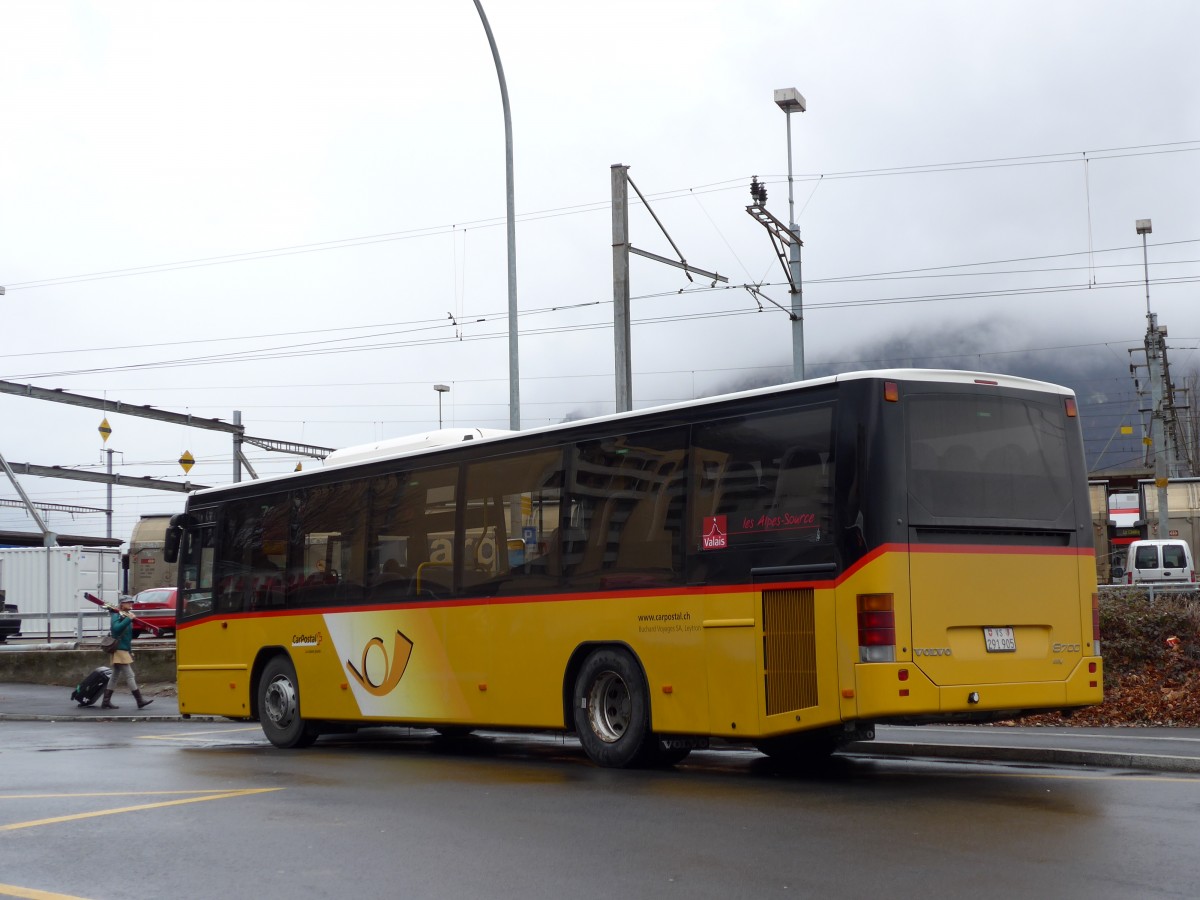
[702,515,728,550]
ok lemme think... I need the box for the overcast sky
[2,0,1198,545]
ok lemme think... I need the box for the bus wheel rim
[587,671,631,744]
[265,675,298,728]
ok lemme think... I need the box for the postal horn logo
[346,629,414,696]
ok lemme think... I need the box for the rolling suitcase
[70,666,113,707]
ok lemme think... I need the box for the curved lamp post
[472,1,520,430]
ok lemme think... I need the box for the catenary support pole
[612,164,632,413]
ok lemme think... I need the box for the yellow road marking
[139,725,262,741]
[0,882,89,900]
[0,788,281,832]
[1,790,261,800]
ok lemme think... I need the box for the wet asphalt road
[4,692,1200,900]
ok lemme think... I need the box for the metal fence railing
[1097,583,1200,602]
[0,609,116,642]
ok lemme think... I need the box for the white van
[1119,539,1196,585]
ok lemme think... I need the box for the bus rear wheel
[572,647,651,768]
[259,656,317,748]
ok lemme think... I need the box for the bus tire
[572,647,651,768]
[259,655,317,749]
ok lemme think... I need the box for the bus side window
[214,497,282,614]
[689,403,834,567]
[215,573,246,613]
[462,448,564,596]
[614,457,685,572]
[716,462,768,517]
[770,448,830,536]
[565,429,686,588]
[361,468,450,602]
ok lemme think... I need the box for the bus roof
[193,368,1073,497]
[322,427,514,467]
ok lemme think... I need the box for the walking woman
[102,597,154,710]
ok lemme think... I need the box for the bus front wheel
[259,656,317,749]
[572,648,651,768]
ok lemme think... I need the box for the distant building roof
[0,531,122,549]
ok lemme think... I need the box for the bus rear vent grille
[762,588,818,716]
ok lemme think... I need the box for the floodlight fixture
[434,384,450,429]
[773,88,806,113]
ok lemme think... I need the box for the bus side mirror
[163,526,183,564]
[163,513,197,564]
[1111,566,1125,581]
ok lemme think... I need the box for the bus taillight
[1092,592,1102,656]
[1065,397,1078,417]
[858,593,896,662]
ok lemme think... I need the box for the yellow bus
[165,369,1102,767]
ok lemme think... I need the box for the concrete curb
[846,740,1200,774]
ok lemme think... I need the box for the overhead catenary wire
[5,140,1198,293]
[6,238,1199,383]
[8,271,1200,383]
[4,237,1197,369]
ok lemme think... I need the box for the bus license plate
[984,627,1016,652]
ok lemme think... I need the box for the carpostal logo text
[291,632,324,648]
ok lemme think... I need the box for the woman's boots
[100,690,153,709]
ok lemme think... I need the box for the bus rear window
[907,393,1072,522]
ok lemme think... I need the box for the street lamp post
[472,1,520,430]
[774,88,806,382]
[434,384,450,429]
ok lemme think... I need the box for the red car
[129,587,177,637]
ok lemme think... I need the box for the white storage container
[0,546,122,638]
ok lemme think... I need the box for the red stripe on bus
[175,543,1096,630]
[837,542,1093,581]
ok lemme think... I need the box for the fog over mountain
[701,321,1198,477]
[830,331,1193,476]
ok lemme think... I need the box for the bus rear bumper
[850,657,1104,720]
